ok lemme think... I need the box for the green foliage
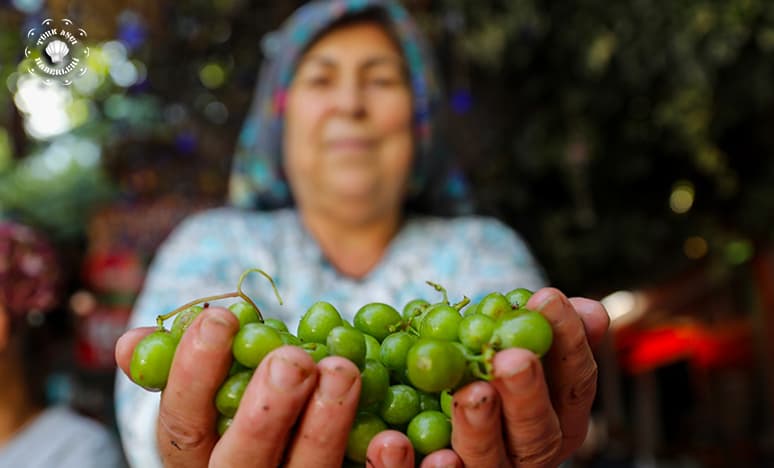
[420,0,774,293]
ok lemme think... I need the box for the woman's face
[284,20,413,225]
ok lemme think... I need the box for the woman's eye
[368,77,399,87]
[306,76,332,87]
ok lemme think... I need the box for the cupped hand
[115,307,369,467]
[439,287,609,467]
[115,287,609,468]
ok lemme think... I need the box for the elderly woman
[0,221,125,467]
[115,0,609,466]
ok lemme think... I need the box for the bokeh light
[14,75,74,139]
[683,236,708,259]
[669,180,695,214]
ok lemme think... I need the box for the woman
[115,1,609,466]
[0,221,125,468]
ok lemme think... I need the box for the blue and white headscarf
[228,0,472,214]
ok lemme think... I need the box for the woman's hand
[116,307,369,467]
[335,287,611,468]
[409,287,610,467]
[115,286,608,468]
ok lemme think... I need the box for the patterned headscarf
[228,0,472,214]
[0,221,61,321]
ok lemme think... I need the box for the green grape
[505,288,533,309]
[215,370,252,417]
[402,298,430,322]
[390,368,411,386]
[216,414,232,436]
[407,411,451,455]
[478,292,511,320]
[263,317,289,333]
[228,302,260,328]
[280,332,302,346]
[359,359,390,409]
[169,305,203,342]
[232,323,284,368]
[326,326,367,369]
[364,334,381,361]
[406,339,466,393]
[417,390,441,412]
[419,304,462,341]
[302,343,329,363]
[346,412,387,463]
[130,330,177,391]
[379,384,420,426]
[490,309,553,356]
[354,303,402,342]
[228,360,249,376]
[379,331,417,373]
[440,390,453,418]
[462,301,480,317]
[458,314,496,352]
[297,301,343,344]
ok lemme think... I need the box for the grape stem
[425,280,449,304]
[155,291,241,328]
[155,268,284,328]
[237,268,284,307]
[460,346,496,381]
[452,296,470,311]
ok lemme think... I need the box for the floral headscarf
[228,0,472,214]
[0,221,61,321]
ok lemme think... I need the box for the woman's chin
[323,193,393,225]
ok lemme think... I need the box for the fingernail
[535,293,558,311]
[379,445,409,467]
[319,365,357,401]
[462,394,496,427]
[500,360,534,394]
[198,315,232,348]
[269,354,311,389]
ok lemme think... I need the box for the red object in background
[75,304,133,370]
[616,320,753,374]
[82,249,145,295]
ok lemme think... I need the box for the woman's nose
[334,80,366,119]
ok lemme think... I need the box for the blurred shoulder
[404,214,546,293]
[166,207,297,242]
[407,213,526,246]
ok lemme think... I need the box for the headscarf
[0,221,61,321]
[228,0,472,215]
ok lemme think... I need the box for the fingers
[450,381,507,466]
[212,345,318,467]
[366,430,415,467]
[364,429,463,468]
[568,297,610,348]
[115,326,156,376]
[419,449,463,468]
[284,356,361,468]
[156,307,240,468]
[491,348,562,467]
[529,288,599,460]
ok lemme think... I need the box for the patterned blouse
[115,207,546,467]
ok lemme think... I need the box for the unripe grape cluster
[128,270,553,463]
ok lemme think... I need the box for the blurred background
[2,0,774,466]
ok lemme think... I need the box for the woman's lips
[326,138,374,152]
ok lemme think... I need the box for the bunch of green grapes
[128,270,553,464]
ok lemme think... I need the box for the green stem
[452,296,470,311]
[156,291,240,328]
[237,268,284,306]
[470,361,492,381]
[425,280,449,304]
